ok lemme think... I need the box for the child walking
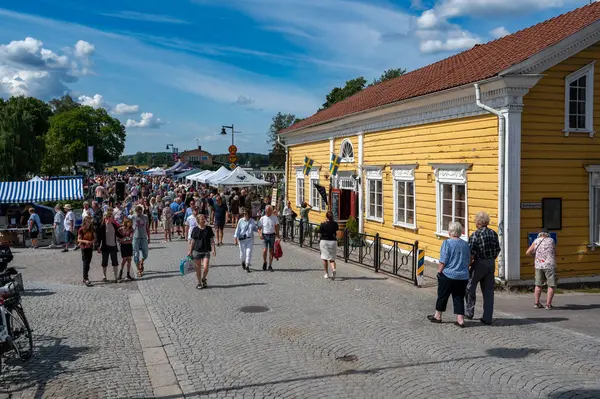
[119,218,134,281]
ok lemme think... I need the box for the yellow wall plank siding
[521,42,600,279]
[361,114,499,261]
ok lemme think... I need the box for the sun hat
[64,204,72,210]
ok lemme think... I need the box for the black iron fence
[281,218,419,285]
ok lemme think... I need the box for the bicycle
[0,246,33,373]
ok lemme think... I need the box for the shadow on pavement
[22,288,55,297]
[209,283,267,289]
[274,268,316,273]
[156,347,542,398]
[489,317,569,327]
[335,276,388,281]
[548,389,600,399]
[148,246,168,251]
[0,335,108,397]
[555,303,600,311]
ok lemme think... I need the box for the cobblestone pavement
[2,230,600,398]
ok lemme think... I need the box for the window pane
[456,185,466,201]
[569,101,578,115]
[377,205,383,218]
[442,216,452,231]
[578,116,586,128]
[398,181,405,196]
[456,217,466,231]
[370,190,375,205]
[407,182,414,196]
[569,115,578,129]
[578,75,587,87]
[406,210,415,225]
[578,101,586,115]
[578,87,586,101]
[570,86,578,99]
[442,184,452,200]
[369,203,375,216]
[455,201,466,218]
[443,199,452,215]
[397,208,405,223]
[407,195,414,210]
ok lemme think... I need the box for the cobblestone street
[1,230,600,399]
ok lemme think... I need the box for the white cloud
[490,26,510,39]
[125,112,164,129]
[74,40,95,58]
[101,11,189,24]
[113,103,139,114]
[0,37,95,98]
[78,93,106,108]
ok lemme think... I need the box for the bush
[346,215,358,238]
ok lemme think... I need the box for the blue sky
[0,0,593,155]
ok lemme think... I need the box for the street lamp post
[220,125,239,146]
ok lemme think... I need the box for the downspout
[277,136,290,205]
[474,84,506,280]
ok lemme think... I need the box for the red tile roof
[283,2,600,133]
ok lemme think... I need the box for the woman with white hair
[428,221,471,328]
[526,229,557,309]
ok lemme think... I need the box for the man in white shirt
[258,205,279,272]
[62,204,76,252]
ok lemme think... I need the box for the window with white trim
[340,139,354,163]
[309,169,321,210]
[585,166,600,245]
[392,165,416,228]
[295,169,305,206]
[565,62,594,134]
[365,168,383,222]
[433,164,470,237]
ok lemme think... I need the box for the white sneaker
[324,274,329,279]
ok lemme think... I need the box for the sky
[0,0,595,156]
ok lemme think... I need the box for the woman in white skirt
[233,208,258,273]
[319,211,339,279]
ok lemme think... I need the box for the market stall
[0,178,84,246]
[209,167,271,187]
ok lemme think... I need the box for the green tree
[322,77,367,109]
[369,68,407,86]
[0,96,52,180]
[49,95,81,114]
[267,112,296,168]
[42,106,126,175]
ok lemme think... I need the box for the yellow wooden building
[278,3,600,284]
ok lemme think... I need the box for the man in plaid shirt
[465,211,500,325]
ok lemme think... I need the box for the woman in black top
[319,211,339,280]
[188,214,216,290]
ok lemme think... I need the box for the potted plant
[346,216,363,247]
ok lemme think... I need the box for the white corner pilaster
[503,105,523,281]
[329,137,334,155]
[358,132,365,233]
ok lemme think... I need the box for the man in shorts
[258,205,279,272]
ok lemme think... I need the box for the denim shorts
[192,251,211,260]
[263,234,276,250]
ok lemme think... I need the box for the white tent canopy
[186,170,212,182]
[148,167,166,176]
[28,176,44,182]
[201,166,230,184]
[210,167,271,187]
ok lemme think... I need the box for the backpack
[273,239,283,261]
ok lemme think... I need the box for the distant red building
[179,148,213,166]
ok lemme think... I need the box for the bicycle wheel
[9,306,32,360]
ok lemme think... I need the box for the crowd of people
[45,173,296,289]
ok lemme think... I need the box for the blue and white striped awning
[0,178,84,204]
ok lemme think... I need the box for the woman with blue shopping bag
[233,208,258,273]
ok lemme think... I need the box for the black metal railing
[282,218,419,285]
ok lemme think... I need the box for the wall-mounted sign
[542,198,562,230]
[528,232,557,246]
[521,202,542,209]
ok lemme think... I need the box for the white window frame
[585,165,600,247]
[564,62,595,138]
[431,163,471,238]
[334,171,356,191]
[339,139,355,163]
[309,168,322,211]
[295,169,305,207]
[392,165,417,229]
[365,167,384,223]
